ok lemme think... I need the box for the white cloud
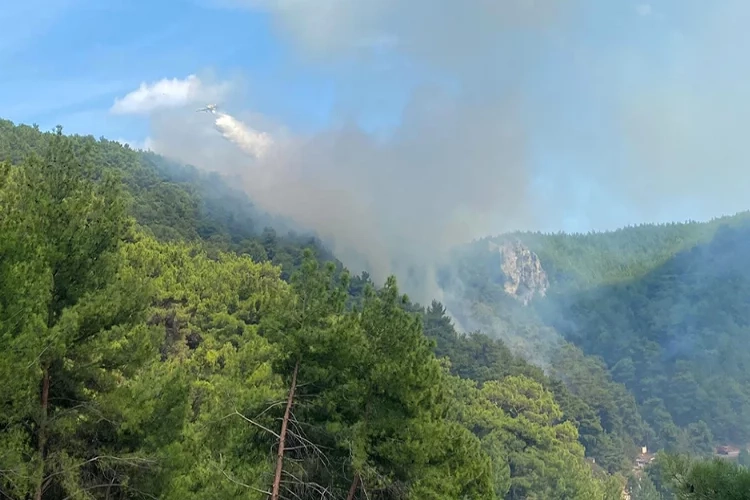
[635,3,652,17]
[110,75,229,115]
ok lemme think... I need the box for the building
[635,446,655,469]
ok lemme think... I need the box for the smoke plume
[126,1,750,308]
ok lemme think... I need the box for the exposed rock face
[489,239,549,305]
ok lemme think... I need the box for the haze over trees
[447,216,750,457]
[2,119,750,498]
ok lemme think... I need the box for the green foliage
[258,256,496,498]
[504,218,750,290]
[418,301,626,497]
[628,473,662,500]
[116,235,295,496]
[448,214,750,467]
[0,129,157,498]
[420,284,650,473]
[447,372,620,499]
[0,120,667,499]
[354,279,493,499]
[536,222,750,449]
[0,119,337,279]
[658,453,750,500]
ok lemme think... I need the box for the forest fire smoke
[128,1,750,319]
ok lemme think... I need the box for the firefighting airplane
[196,103,218,114]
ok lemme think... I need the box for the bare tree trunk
[271,360,299,500]
[346,473,361,500]
[35,367,50,500]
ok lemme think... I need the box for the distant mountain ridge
[451,212,750,454]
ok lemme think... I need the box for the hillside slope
[0,119,336,278]
[0,120,660,473]
[451,216,750,455]
[0,120,637,498]
[542,222,750,446]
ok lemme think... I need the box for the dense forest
[1,118,748,499]
[449,212,750,458]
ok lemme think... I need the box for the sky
[3,0,750,286]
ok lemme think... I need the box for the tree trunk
[271,360,299,500]
[346,473,361,500]
[35,367,50,500]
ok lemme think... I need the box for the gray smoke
[141,0,750,309]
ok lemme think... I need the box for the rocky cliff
[489,239,549,305]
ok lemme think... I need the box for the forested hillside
[0,119,336,279]
[0,121,639,498]
[6,117,750,498]
[451,212,750,463]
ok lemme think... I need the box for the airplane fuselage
[196,104,218,114]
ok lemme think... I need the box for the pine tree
[0,129,155,499]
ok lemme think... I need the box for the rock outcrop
[489,239,549,305]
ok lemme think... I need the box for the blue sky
[0,0,654,140]
[1,0,338,138]
[3,0,750,236]
[0,0,439,142]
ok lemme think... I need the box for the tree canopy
[5,118,750,499]
[0,121,628,499]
